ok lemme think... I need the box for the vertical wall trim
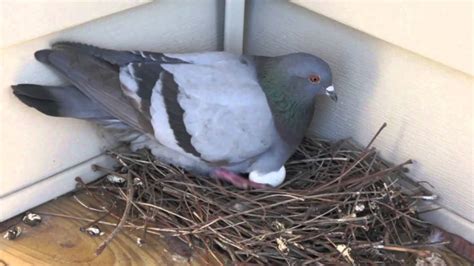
[224,0,246,54]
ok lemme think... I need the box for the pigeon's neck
[255,58,315,147]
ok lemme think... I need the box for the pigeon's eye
[308,74,321,84]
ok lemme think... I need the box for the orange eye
[308,74,321,84]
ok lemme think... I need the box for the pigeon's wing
[36,44,275,165]
[34,48,155,134]
[31,43,189,134]
[52,42,186,66]
[120,52,276,164]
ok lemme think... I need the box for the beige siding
[1,1,151,48]
[245,0,473,239]
[0,0,223,221]
[291,0,473,76]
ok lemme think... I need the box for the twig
[373,244,431,257]
[95,173,135,256]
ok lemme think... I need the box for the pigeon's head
[278,53,336,102]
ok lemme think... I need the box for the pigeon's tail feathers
[34,49,53,64]
[12,84,112,120]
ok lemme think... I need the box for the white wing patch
[162,52,275,163]
[119,65,143,109]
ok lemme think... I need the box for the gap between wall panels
[223,0,245,54]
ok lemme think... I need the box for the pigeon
[12,42,336,189]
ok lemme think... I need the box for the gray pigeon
[12,42,336,189]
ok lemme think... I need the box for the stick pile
[72,126,443,264]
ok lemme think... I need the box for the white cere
[326,85,335,92]
[22,212,42,226]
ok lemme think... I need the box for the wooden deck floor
[0,193,221,265]
[1,191,471,265]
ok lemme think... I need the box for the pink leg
[211,168,269,189]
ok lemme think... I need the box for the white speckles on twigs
[3,226,22,240]
[22,212,42,226]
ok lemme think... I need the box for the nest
[64,124,445,264]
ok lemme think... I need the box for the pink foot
[211,168,269,189]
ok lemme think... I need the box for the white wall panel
[245,0,473,237]
[291,0,473,75]
[1,1,151,48]
[0,0,223,221]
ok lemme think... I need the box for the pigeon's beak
[325,85,337,102]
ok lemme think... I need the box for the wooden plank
[0,193,222,265]
[0,189,471,264]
